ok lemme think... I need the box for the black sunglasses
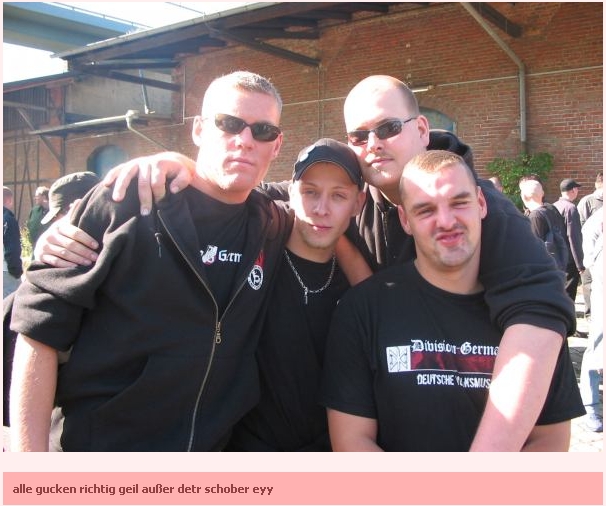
[347,117,418,146]
[213,113,281,142]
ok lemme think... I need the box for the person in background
[578,172,603,226]
[3,172,99,434]
[3,186,22,298]
[578,171,603,322]
[25,186,49,247]
[579,210,603,433]
[33,74,575,451]
[553,178,585,302]
[9,71,292,452]
[488,176,503,193]
[320,150,584,451]
[226,138,366,451]
[519,178,569,273]
[40,173,100,227]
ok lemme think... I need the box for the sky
[3,2,248,83]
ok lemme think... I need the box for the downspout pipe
[460,3,527,153]
[125,110,170,151]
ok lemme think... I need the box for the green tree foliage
[486,152,554,210]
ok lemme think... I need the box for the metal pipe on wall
[460,2,527,153]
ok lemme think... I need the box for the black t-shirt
[320,262,585,451]
[189,192,249,315]
[226,249,349,451]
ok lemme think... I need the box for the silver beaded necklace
[283,250,336,305]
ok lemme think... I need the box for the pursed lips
[435,229,464,246]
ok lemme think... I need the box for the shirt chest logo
[201,245,243,265]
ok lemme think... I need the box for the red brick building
[3,2,602,224]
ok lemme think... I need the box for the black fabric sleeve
[10,183,141,351]
[257,180,290,201]
[3,212,23,278]
[536,339,586,424]
[477,180,574,337]
[319,289,377,419]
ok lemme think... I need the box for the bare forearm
[470,324,562,452]
[10,335,58,452]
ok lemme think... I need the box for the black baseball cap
[293,138,363,189]
[41,171,100,224]
[560,178,581,192]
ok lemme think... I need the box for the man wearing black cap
[226,138,366,451]
[41,172,100,226]
[553,178,585,302]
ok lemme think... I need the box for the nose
[366,131,382,151]
[234,125,254,148]
[313,194,330,215]
[435,207,456,229]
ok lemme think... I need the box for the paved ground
[3,293,602,452]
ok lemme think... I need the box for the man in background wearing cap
[553,178,585,302]
[226,138,366,451]
[40,172,100,227]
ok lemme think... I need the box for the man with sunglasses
[336,76,575,450]
[9,71,293,451]
[34,75,574,451]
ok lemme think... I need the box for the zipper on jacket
[214,321,222,344]
[156,210,270,451]
[156,212,220,451]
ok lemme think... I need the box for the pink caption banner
[3,472,603,505]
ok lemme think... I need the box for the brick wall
[4,2,602,222]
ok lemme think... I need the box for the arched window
[420,107,456,133]
[87,145,128,179]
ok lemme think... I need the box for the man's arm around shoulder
[470,324,563,451]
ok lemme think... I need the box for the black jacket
[11,182,291,451]
[346,130,574,336]
[3,206,23,278]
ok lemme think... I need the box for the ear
[192,116,203,147]
[397,204,413,234]
[270,132,284,160]
[416,115,431,148]
[477,187,488,219]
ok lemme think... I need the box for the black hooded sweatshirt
[347,130,574,336]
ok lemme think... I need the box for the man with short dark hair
[320,151,584,451]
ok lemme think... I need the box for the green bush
[20,226,33,271]
[486,152,554,211]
